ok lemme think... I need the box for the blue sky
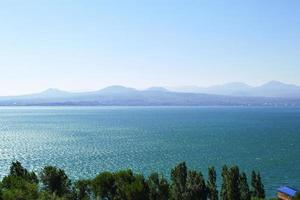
[0,0,299,95]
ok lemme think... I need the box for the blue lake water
[0,106,299,197]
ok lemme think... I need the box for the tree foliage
[239,172,250,200]
[171,162,188,200]
[185,170,207,200]
[294,192,300,200]
[251,171,265,199]
[0,161,39,200]
[147,173,169,200]
[74,179,92,200]
[92,171,116,199]
[170,162,207,200]
[40,166,71,197]
[207,167,218,200]
[0,160,268,200]
[9,161,38,184]
[220,165,229,200]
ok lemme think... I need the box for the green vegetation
[0,161,272,200]
[294,192,300,200]
[250,171,265,199]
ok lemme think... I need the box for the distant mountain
[0,84,299,106]
[145,87,169,92]
[97,85,137,94]
[31,88,72,98]
[169,81,300,98]
[0,88,73,101]
[252,81,300,97]
[168,82,252,95]
[203,82,252,96]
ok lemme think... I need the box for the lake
[0,106,299,197]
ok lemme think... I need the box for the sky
[0,0,300,95]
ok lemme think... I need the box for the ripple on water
[0,106,300,197]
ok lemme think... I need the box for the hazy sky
[0,0,299,95]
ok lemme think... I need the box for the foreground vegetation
[0,161,290,200]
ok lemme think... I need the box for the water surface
[0,106,299,196]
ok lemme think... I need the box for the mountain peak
[262,80,285,86]
[37,88,70,98]
[210,82,252,90]
[145,87,169,92]
[99,85,137,93]
[222,82,252,88]
[259,81,296,89]
[42,88,65,93]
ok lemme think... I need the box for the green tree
[0,161,39,200]
[294,192,300,200]
[147,173,169,200]
[9,161,38,184]
[251,171,257,197]
[256,173,265,199]
[251,171,265,199]
[114,170,149,200]
[38,191,69,200]
[220,165,229,200]
[74,179,91,200]
[170,162,188,200]
[0,182,3,200]
[185,170,207,200]
[124,174,149,200]
[207,167,218,200]
[239,172,250,200]
[92,171,116,200]
[1,176,39,200]
[220,165,242,200]
[40,166,71,197]
[227,166,241,200]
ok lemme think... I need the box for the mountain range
[0,81,299,106]
[168,81,300,98]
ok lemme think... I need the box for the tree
[239,172,250,200]
[251,171,265,199]
[0,182,2,200]
[221,165,243,200]
[294,192,300,200]
[92,172,116,200]
[207,167,218,200]
[9,161,38,184]
[256,173,265,199]
[40,166,71,197]
[92,169,149,200]
[147,173,169,200]
[220,165,229,200]
[113,170,149,200]
[227,166,241,200]
[122,174,149,200]
[74,179,92,200]
[251,171,257,197]
[185,170,207,200]
[38,191,69,200]
[1,176,39,200]
[0,161,39,200]
[170,162,208,200]
[170,162,188,200]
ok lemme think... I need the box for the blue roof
[277,186,298,197]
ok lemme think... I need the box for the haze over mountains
[0,81,299,106]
